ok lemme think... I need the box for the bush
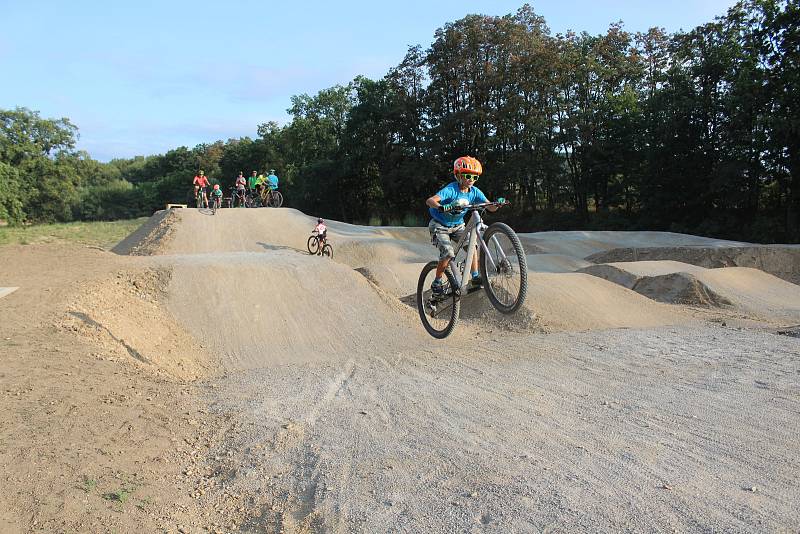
[0,162,25,225]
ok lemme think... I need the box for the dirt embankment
[61,267,219,380]
[579,261,800,324]
[587,245,800,285]
[111,209,177,255]
[0,244,235,533]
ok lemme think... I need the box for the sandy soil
[1,208,798,533]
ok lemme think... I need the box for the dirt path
[196,325,799,532]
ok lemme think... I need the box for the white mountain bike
[416,202,528,339]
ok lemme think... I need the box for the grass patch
[80,476,98,494]
[0,218,148,249]
[102,484,135,504]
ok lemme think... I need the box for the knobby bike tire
[321,243,333,258]
[265,191,282,208]
[307,235,320,255]
[416,261,460,339]
[479,222,528,314]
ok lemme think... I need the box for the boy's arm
[425,194,442,209]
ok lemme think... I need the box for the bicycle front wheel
[416,261,460,339]
[266,191,282,207]
[307,236,320,255]
[479,222,528,314]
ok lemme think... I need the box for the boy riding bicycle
[425,156,505,295]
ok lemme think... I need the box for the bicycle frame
[444,204,510,292]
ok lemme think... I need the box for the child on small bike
[313,217,327,246]
[211,183,223,208]
[425,156,505,295]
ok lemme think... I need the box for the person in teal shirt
[266,169,279,190]
[210,183,223,207]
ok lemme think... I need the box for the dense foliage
[1,0,797,242]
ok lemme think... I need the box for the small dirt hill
[580,261,800,323]
[587,245,800,285]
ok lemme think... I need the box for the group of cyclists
[192,169,279,209]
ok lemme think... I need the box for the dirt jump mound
[587,245,800,285]
[580,261,800,324]
[112,209,178,255]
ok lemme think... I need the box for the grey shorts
[428,219,467,261]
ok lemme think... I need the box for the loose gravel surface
[202,325,800,533]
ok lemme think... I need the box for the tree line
[1,0,797,242]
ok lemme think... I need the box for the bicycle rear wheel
[479,222,528,314]
[416,261,460,339]
[321,243,333,258]
[307,236,320,255]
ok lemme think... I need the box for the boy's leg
[435,258,451,278]
[429,220,457,286]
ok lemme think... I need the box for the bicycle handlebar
[441,200,509,214]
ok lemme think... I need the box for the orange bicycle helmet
[453,156,482,176]
[213,184,220,190]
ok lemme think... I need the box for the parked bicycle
[416,201,527,338]
[307,230,333,258]
[260,187,284,208]
[230,187,250,208]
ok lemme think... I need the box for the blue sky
[0,0,737,161]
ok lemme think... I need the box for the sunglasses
[461,174,479,182]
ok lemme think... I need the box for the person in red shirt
[193,170,210,208]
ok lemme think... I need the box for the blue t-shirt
[267,174,279,189]
[428,182,489,226]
